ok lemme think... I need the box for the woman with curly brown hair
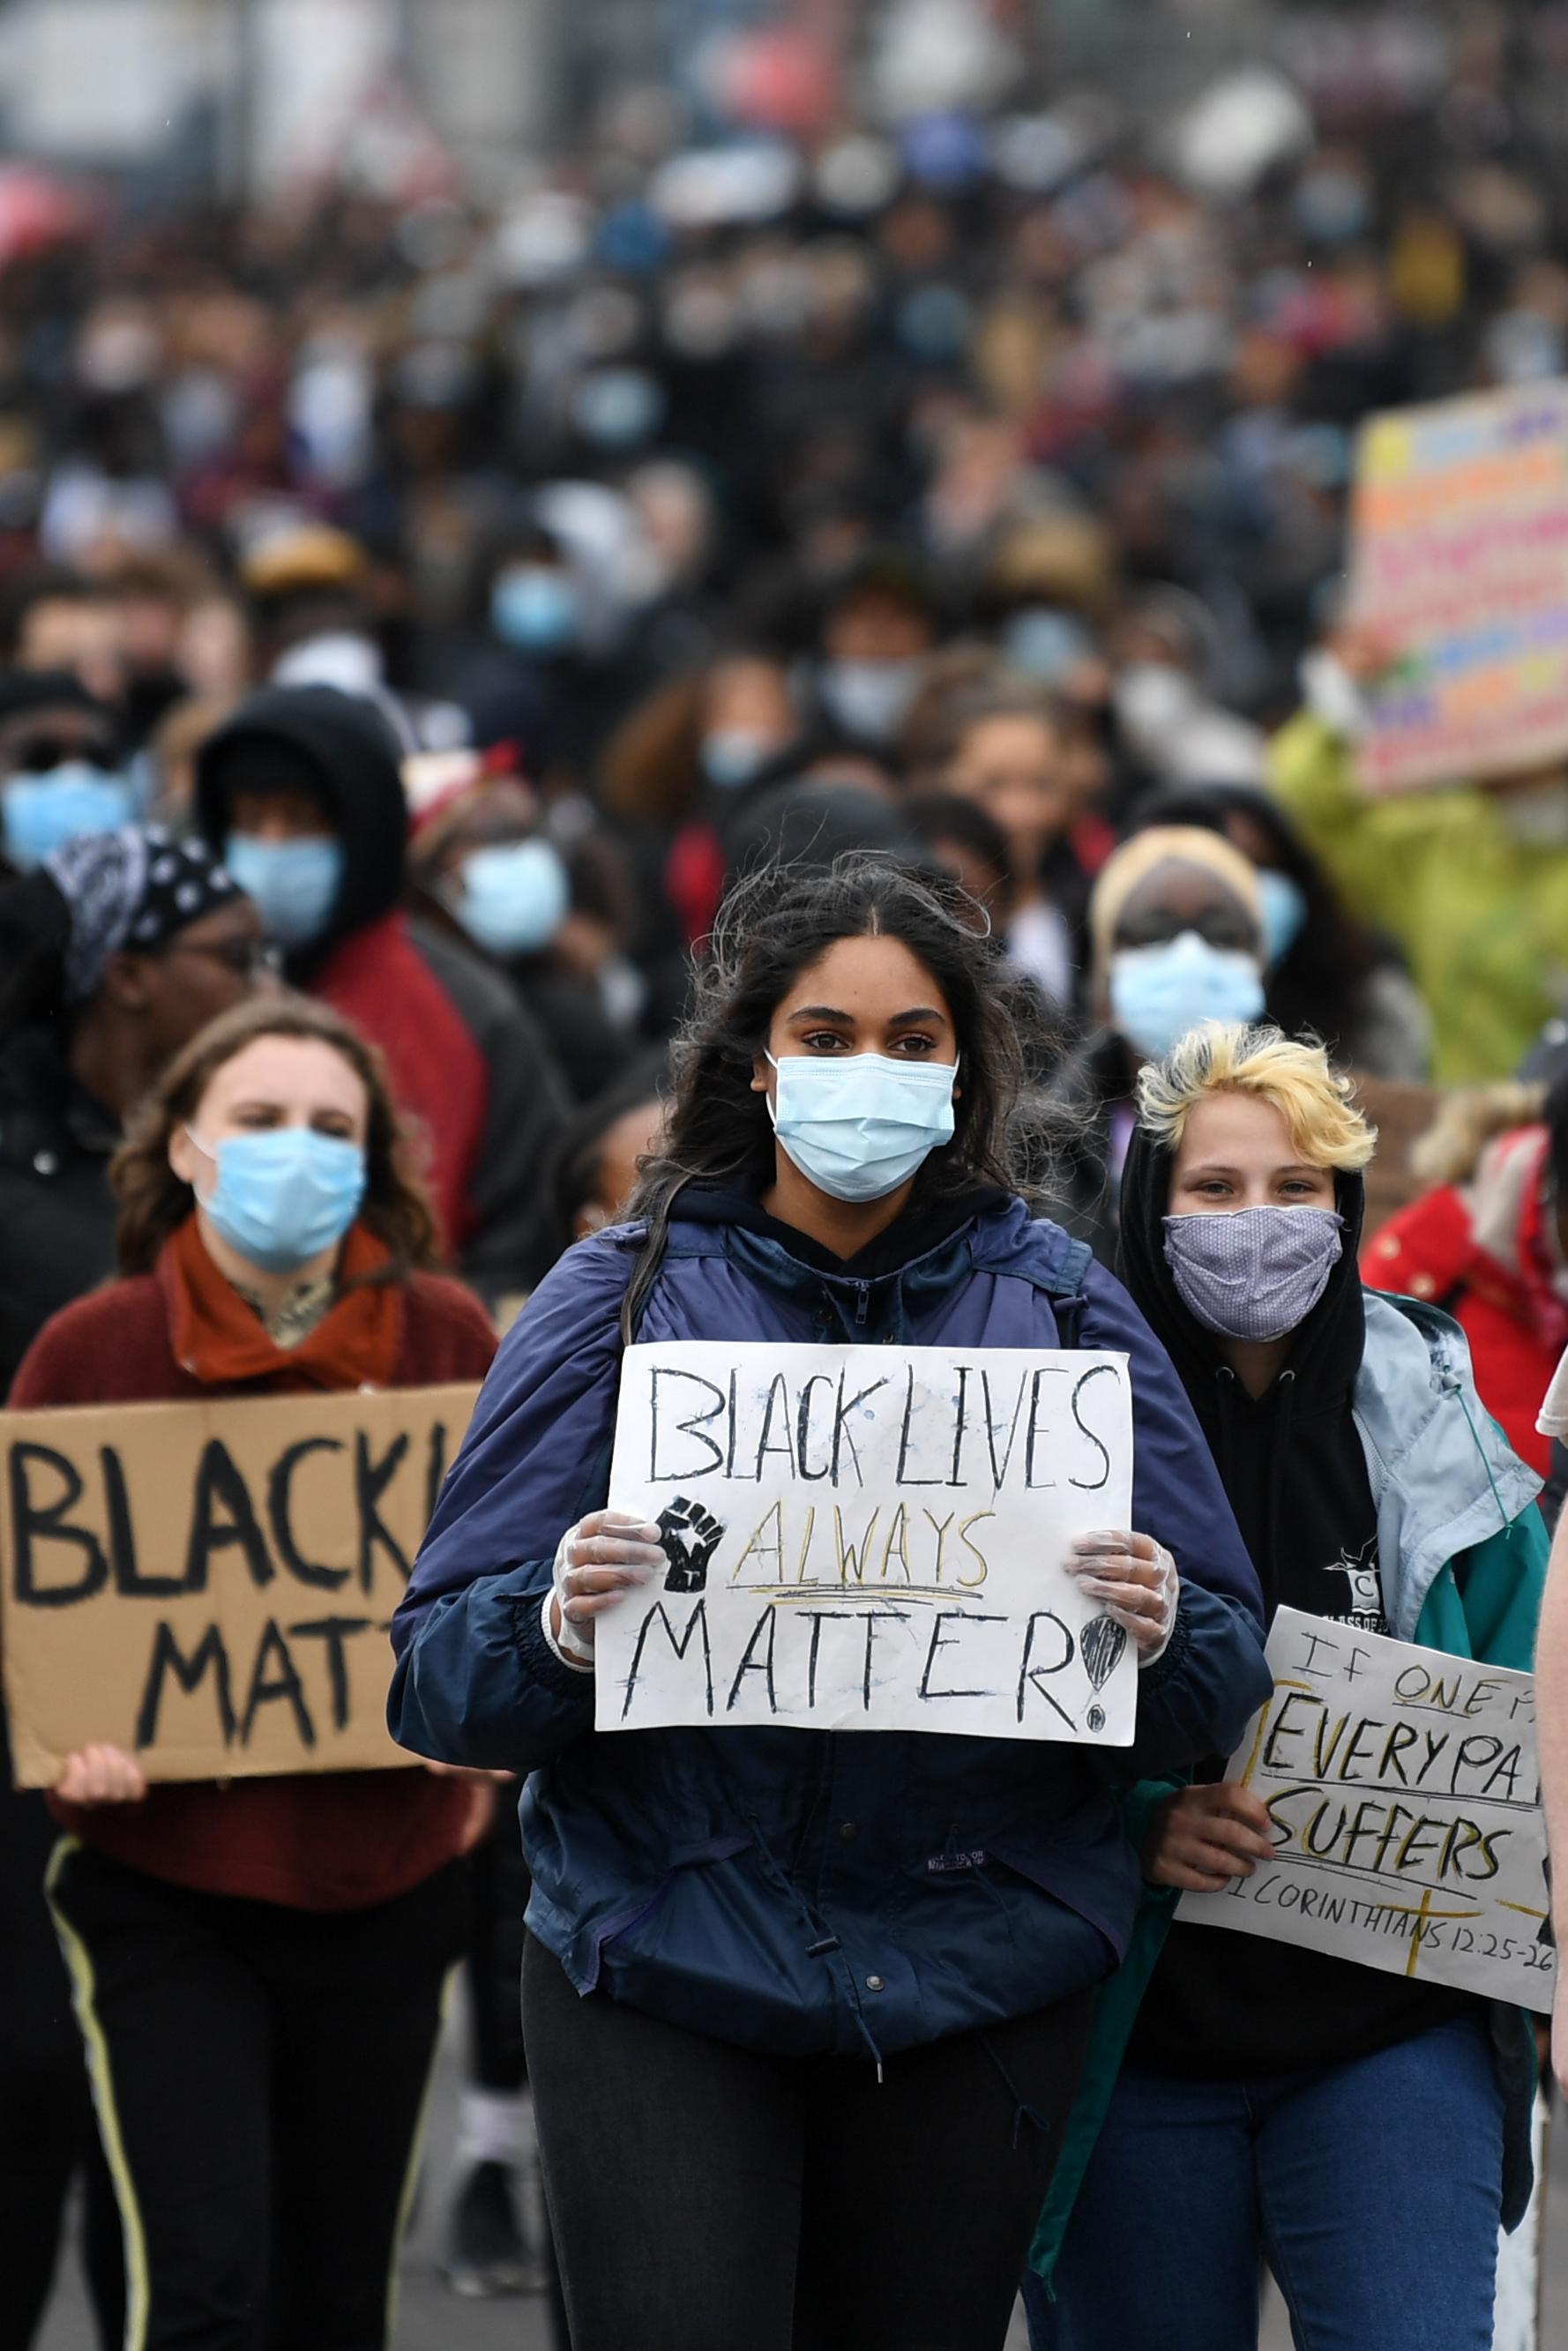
[11,992,497,2351]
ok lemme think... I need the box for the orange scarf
[159,1213,406,1392]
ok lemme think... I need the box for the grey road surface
[34,2005,1567,2350]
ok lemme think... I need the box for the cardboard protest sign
[0,1383,479,1789]
[1348,378,1568,793]
[1178,1608,1556,2011]
[597,1340,1135,1743]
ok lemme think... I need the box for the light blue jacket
[1031,1289,1549,2280]
[1356,1289,1542,1646]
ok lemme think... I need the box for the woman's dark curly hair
[111,992,442,1280]
[623,855,1071,1317]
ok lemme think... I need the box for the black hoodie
[194,684,406,975]
[194,686,568,1299]
[1115,1126,1467,2077]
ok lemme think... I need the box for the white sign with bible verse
[595,1340,1136,1743]
[1178,1608,1556,2011]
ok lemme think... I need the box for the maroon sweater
[11,1253,497,1911]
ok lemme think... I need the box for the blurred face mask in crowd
[818,657,923,745]
[186,1124,367,1274]
[490,565,582,655]
[1000,607,1095,686]
[572,366,666,449]
[1109,930,1266,1059]
[1255,868,1309,965]
[699,728,780,788]
[1112,661,1198,757]
[2,761,138,869]
[1294,164,1371,245]
[223,833,346,951]
[765,1049,956,1203]
[1164,1204,1344,1342]
[445,838,571,959]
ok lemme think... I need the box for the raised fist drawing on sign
[657,1497,726,1593]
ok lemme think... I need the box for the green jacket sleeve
[1412,1503,1549,1672]
[1267,711,1407,935]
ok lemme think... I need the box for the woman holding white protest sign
[11,994,497,2351]
[1028,1021,1548,2351]
[389,855,1273,2351]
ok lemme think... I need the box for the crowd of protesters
[10,12,1568,2347]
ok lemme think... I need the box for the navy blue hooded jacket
[389,1190,1271,2063]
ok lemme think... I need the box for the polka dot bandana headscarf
[46,825,240,1004]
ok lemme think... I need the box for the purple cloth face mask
[1162,1205,1344,1343]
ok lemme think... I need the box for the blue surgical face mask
[765,1049,957,1203]
[1256,868,1308,967]
[446,839,570,959]
[188,1126,367,1275]
[1109,930,1266,1061]
[572,366,666,448]
[490,567,581,654]
[818,657,923,744]
[3,764,138,871]
[224,834,345,951]
[1000,607,1094,685]
[699,729,780,789]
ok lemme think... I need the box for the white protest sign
[1178,1608,1556,2011]
[595,1340,1135,1743]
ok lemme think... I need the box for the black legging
[467,1799,571,2349]
[466,1796,531,2091]
[47,1842,465,2351]
[0,1765,122,2351]
[522,1931,1094,2351]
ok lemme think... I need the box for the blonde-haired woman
[1027,1021,1548,2351]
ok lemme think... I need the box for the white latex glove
[1064,1530,1179,1667]
[543,1509,667,1668]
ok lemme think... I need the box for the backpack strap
[1038,1232,1094,1347]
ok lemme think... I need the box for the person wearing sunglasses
[0,668,136,879]
[0,822,270,1392]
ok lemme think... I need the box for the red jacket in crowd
[11,1215,497,1910]
[1363,1122,1564,1477]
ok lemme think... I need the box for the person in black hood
[195,683,567,1303]
[1027,1019,1548,2351]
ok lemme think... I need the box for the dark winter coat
[0,1026,119,1393]
[388,1191,1272,2063]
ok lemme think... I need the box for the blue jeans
[1023,2016,1504,2351]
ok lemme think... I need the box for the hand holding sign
[1064,1531,1178,1664]
[1146,1781,1273,1894]
[55,1743,148,1808]
[552,1510,668,1660]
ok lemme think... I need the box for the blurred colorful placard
[1349,380,1568,792]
